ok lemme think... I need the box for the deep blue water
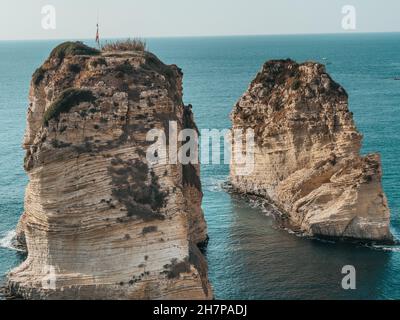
[1,34,400,299]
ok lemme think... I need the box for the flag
[95,23,100,46]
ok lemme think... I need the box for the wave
[365,244,400,252]
[0,230,23,252]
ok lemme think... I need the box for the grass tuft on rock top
[49,41,100,61]
[101,38,146,52]
[43,88,96,126]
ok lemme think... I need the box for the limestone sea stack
[8,42,212,299]
[230,59,393,243]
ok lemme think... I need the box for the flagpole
[96,9,100,49]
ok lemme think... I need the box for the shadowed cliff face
[8,42,212,300]
[231,59,393,243]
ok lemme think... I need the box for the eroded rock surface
[8,42,212,299]
[230,59,393,243]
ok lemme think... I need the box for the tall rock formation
[230,59,393,243]
[8,42,212,299]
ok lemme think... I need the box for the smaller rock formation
[8,41,212,299]
[230,59,393,243]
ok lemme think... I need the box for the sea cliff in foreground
[230,59,393,243]
[8,42,212,299]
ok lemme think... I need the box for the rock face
[8,42,212,299]
[230,59,393,243]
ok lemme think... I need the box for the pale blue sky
[0,0,399,40]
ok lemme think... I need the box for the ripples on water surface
[1,34,400,299]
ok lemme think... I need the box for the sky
[0,0,399,40]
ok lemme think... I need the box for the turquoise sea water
[0,34,399,299]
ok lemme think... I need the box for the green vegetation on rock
[32,67,46,86]
[291,79,301,90]
[32,42,99,86]
[43,88,96,125]
[49,41,100,61]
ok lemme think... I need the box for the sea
[0,33,399,300]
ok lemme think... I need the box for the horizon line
[1,30,400,42]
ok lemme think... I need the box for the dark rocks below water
[0,283,19,300]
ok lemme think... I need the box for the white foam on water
[262,209,274,218]
[0,230,16,248]
[368,245,400,252]
[0,230,23,252]
[203,176,227,193]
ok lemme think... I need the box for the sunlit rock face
[230,59,393,243]
[8,42,212,300]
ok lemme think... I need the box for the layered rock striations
[230,59,393,243]
[8,42,212,299]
